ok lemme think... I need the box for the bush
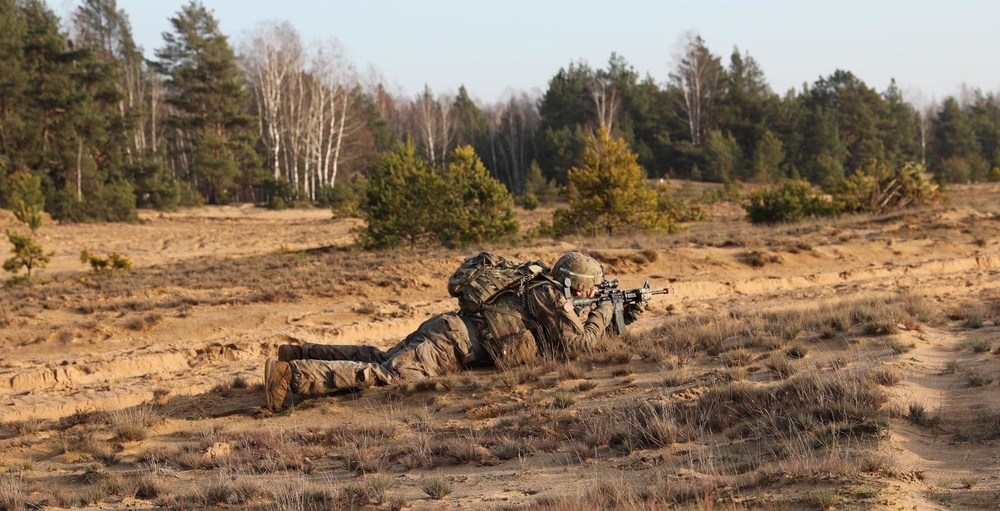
[830,161,941,213]
[80,250,133,274]
[361,141,446,249]
[361,143,518,249]
[261,178,301,210]
[437,145,519,248]
[318,173,367,217]
[744,180,837,224]
[125,155,183,211]
[48,181,138,223]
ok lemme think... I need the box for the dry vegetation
[1,184,1000,509]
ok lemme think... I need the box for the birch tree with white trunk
[241,21,303,180]
[669,31,722,145]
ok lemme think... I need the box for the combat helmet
[551,252,604,294]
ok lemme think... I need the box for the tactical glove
[624,300,646,325]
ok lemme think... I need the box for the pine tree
[438,145,519,248]
[554,128,664,236]
[153,1,261,203]
[3,229,52,281]
[361,141,443,249]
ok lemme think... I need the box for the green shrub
[262,177,301,210]
[4,229,52,281]
[830,162,941,213]
[48,181,138,223]
[2,170,45,231]
[361,143,518,249]
[80,250,133,274]
[520,192,540,211]
[319,173,367,217]
[744,180,837,225]
[554,128,667,236]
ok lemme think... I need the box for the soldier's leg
[288,359,397,396]
[384,313,476,381]
[299,343,391,363]
[283,313,476,397]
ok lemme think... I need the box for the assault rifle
[570,279,674,334]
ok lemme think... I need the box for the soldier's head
[552,252,604,297]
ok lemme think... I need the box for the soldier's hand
[590,302,615,326]
[624,300,646,325]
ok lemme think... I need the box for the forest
[1,0,999,225]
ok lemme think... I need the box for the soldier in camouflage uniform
[264,252,645,412]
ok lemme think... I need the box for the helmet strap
[563,277,573,299]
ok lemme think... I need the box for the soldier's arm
[529,285,613,357]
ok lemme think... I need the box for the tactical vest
[474,288,538,367]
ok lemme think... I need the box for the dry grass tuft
[420,476,453,500]
[110,404,159,441]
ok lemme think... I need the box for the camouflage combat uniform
[285,277,615,397]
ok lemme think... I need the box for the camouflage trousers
[289,313,480,395]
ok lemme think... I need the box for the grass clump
[110,404,159,441]
[968,372,993,387]
[552,392,575,409]
[420,476,453,500]
[906,402,940,427]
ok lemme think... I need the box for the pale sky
[51,0,1000,106]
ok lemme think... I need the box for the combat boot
[264,358,292,411]
[277,344,303,362]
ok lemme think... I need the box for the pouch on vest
[479,291,538,367]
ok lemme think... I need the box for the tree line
[1,0,998,226]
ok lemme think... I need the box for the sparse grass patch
[969,339,992,353]
[741,249,781,267]
[968,372,993,387]
[0,475,28,511]
[903,293,945,326]
[420,476,452,500]
[963,315,985,329]
[906,402,939,427]
[960,476,979,489]
[110,404,158,441]
[828,356,849,370]
[926,489,953,503]
[723,348,754,367]
[124,312,163,331]
[552,392,575,409]
[765,356,796,379]
[365,474,396,505]
[886,339,915,354]
[12,418,43,436]
[786,343,808,359]
[433,437,491,465]
[810,489,837,510]
[943,359,960,374]
[869,365,901,386]
[558,362,587,380]
[86,440,121,465]
[858,451,896,476]
[342,444,385,476]
[576,380,597,392]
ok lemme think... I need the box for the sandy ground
[1,185,1000,510]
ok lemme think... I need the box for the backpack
[447,252,549,313]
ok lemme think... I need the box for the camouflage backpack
[447,252,549,313]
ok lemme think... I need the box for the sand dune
[1,186,999,510]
